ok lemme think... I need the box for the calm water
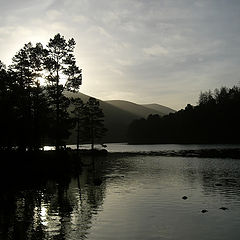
[45,143,240,152]
[97,143,240,153]
[1,147,240,239]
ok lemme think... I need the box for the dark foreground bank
[0,149,107,189]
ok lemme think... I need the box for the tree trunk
[56,68,60,151]
[77,118,80,154]
[91,117,94,151]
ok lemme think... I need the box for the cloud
[143,45,169,57]
[1,0,240,109]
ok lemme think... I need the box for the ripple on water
[2,154,240,240]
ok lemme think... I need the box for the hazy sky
[1,0,240,109]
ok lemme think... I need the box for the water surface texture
[45,143,240,152]
[1,154,240,240]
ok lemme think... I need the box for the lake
[1,144,240,240]
[44,143,240,152]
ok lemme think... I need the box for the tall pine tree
[44,34,82,150]
[84,97,107,150]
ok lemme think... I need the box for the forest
[0,34,106,152]
[127,86,240,144]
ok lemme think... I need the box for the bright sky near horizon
[0,0,240,110]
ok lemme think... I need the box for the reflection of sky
[28,173,106,239]
[1,0,240,109]
[32,200,61,237]
[40,205,47,226]
[8,155,240,239]
[65,143,240,152]
[87,155,240,240]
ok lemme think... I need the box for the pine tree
[8,43,48,150]
[84,97,107,150]
[44,34,82,150]
[70,97,86,152]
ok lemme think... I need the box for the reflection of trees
[3,154,240,240]
[0,160,107,240]
[0,188,46,240]
[0,191,16,240]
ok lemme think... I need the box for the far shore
[108,148,240,159]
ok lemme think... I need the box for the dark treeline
[127,86,240,144]
[0,33,106,152]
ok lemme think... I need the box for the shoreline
[108,148,240,159]
[0,148,240,190]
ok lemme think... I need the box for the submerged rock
[219,207,228,210]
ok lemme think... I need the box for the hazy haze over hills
[66,92,175,143]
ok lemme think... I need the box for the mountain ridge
[65,92,176,143]
[142,103,176,115]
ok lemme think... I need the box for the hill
[105,100,173,117]
[65,92,175,143]
[142,103,176,115]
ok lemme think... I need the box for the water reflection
[0,157,106,240]
[1,155,240,240]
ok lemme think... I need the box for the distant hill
[65,92,175,143]
[105,100,175,117]
[142,103,176,115]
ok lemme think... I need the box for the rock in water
[219,207,228,210]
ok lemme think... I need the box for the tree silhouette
[70,97,86,152]
[6,43,49,150]
[0,34,85,151]
[84,98,107,150]
[0,61,11,149]
[44,33,82,150]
